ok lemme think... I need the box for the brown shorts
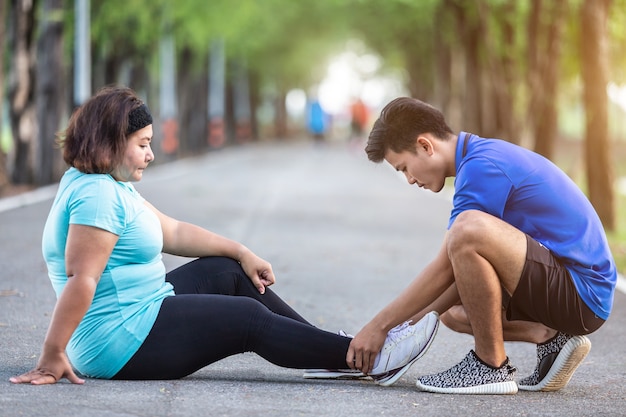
[503,234,605,335]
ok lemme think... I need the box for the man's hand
[346,323,388,374]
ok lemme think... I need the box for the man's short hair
[365,97,454,162]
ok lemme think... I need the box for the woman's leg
[113,294,350,380]
[166,257,310,324]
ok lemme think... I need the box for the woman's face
[110,125,154,182]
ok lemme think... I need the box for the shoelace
[385,320,413,344]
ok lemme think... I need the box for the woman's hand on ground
[9,351,84,385]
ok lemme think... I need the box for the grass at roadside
[607,191,626,277]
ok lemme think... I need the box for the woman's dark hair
[59,86,147,173]
[365,97,454,163]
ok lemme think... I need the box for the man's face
[384,137,446,193]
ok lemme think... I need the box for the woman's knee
[195,256,242,273]
[170,257,248,295]
[198,257,248,282]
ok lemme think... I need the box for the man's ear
[416,135,434,156]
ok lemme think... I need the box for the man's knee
[447,210,488,254]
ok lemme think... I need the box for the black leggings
[113,257,351,380]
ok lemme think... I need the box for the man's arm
[348,232,455,373]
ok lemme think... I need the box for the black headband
[127,103,153,134]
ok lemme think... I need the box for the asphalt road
[1,139,624,417]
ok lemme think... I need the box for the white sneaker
[302,368,369,379]
[370,311,439,386]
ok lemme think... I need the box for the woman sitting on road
[10,86,438,386]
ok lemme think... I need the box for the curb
[0,183,58,213]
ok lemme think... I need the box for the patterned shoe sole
[518,335,591,392]
[416,380,518,395]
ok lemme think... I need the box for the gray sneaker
[370,311,439,386]
[518,332,591,392]
[416,350,518,394]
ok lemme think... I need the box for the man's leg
[414,211,525,394]
[446,210,527,367]
[424,213,599,393]
[441,305,557,344]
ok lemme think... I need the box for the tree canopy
[2,0,625,228]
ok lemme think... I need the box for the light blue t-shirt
[450,132,616,320]
[42,167,174,378]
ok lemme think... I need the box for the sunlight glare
[317,48,406,117]
[286,88,307,118]
[608,83,626,112]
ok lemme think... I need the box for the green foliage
[91,0,165,59]
[81,0,626,104]
[6,0,626,254]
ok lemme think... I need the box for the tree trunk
[208,38,226,148]
[433,1,451,114]
[8,0,37,185]
[404,40,433,102]
[35,0,65,185]
[177,48,208,155]
[435,0,464,131]
[480,0,519,143]
[580,0,615,230]
[531,0,566,160]
[526,0,566,158]
[0,0,9,192]
[248,71,260,140]
[526,0,541,142]
[273,89,288,139]
[232,59,252,143]
[463,14,484,135]
[451,2,485,135]
[159,34,179,158]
